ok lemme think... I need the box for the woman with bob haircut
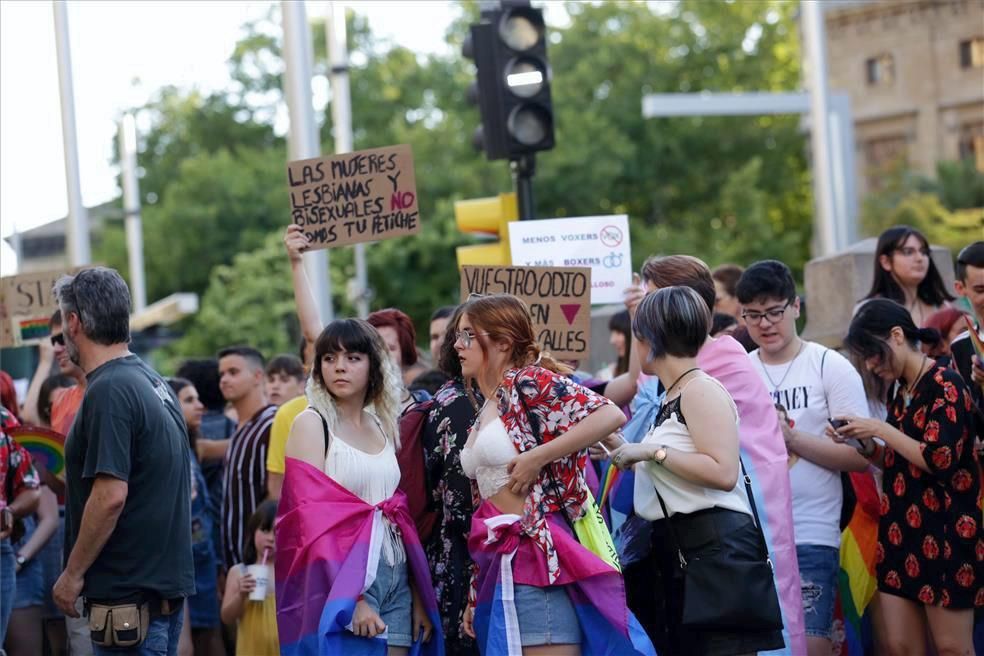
[830,299,981,656]
[610,286,784,656]
[863,225,954,326]
[275,319,443,656]
[455,293,654,656]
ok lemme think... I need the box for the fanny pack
[87,595,181,648]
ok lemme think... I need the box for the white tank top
[321,414,404,564]
[460,417,517,499]
[634,374,752,520]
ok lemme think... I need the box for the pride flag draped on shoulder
[275,457,444,656]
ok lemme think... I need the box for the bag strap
[315,410,331,461]
[650,456,769,566]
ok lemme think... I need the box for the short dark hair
[736,260,797,305]
[845,299,941,365]
[175,359,225,411]
[633,286,710,360]
[864,225,954,306]
[711,312,738,336]
[956,241,984,282]
[313,319,387,407]
[49,309,62,329]
[711,264,744,297]
[217,346,265,371]
[166,377,198,453]
[641,255,717,314]
[38,375,75,426]
[437,305,466,378]
[430,305,456,322]
[608,310,632,377]
[265,354,305,381]
[242,499,278,566]
[409,369,451,396]
[52,267,131,346]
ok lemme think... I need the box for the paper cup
[247,564,270,601]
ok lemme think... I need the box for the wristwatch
[652,445,669,465]
[15,554,27,568]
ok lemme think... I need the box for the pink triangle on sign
[560,304,581,326]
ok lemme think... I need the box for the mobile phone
[828,418,863,449]
[828,418,849,430]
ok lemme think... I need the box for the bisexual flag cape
[469,500,656,656]
[275,457,444,656]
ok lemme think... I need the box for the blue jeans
[0,538,14,647]
[91,600,184,656]
[796,544,839,640]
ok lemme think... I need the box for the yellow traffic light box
[454,192,518,267]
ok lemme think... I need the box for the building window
[864,134,908,191]
[959,37,984,68]
[865,54,895,86]
[959,122,984,172]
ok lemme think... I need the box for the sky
[0,0,459,275]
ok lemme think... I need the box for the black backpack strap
[310,408,331,460]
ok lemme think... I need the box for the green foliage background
[89,1,981,371]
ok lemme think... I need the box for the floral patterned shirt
[494,366,615,583]
[1,406,40,508]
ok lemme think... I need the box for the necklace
[760,340,806,393]
[665,367,700,397]
[901,358,931,409]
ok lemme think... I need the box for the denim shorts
[514,584,582,647]
[796,544,839,639]
[13,516,46,609]
[363,558,412,647]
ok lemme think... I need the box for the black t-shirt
[64,355,195,601]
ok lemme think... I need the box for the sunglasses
[50,333,65,347]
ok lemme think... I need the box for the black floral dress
[421,379,482,656]
[879,367,983,609]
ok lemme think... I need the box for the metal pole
[328,2,370,318]
[119,113,147,311]
[282,0,334,323]
[511,155,536,220]
[801,1,838,257]
[53,1,90,266]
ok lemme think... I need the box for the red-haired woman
[455,293,653,655]
[368,308,428,389]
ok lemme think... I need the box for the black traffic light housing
[464,2,554,161]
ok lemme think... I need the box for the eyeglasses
[50,333,65,347]
[454,329,490,348]
[894,246,930,258]
[741,301,792,325]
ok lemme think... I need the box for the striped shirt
[222,404,276,570]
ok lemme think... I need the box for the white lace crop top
[460,417,518,499]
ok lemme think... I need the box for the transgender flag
[275,458,444,656]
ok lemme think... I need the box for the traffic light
[463,3,554,161]
[455,192,518,267]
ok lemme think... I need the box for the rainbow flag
[469,501,656,656]
[9,425,66,476]
[275,457,444,656]
[833,471,880,656]
[15,317,51,343]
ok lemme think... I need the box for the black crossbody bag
[650,458,783,631]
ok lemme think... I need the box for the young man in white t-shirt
[737,260,870,656]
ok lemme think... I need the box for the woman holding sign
[454,293,654,656]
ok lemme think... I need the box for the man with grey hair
[50,267,194,656]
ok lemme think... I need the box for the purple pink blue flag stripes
[469,500,657,656]
[275,457,444,656]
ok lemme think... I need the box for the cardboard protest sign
[0,267,81,348]
[508,215,632,305]
[460,265,591,361]
[287,144,419,249]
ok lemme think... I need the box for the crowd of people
[0,226,981,656]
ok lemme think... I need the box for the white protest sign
[508,215,632,305]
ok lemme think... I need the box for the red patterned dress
[879,367,983,608]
